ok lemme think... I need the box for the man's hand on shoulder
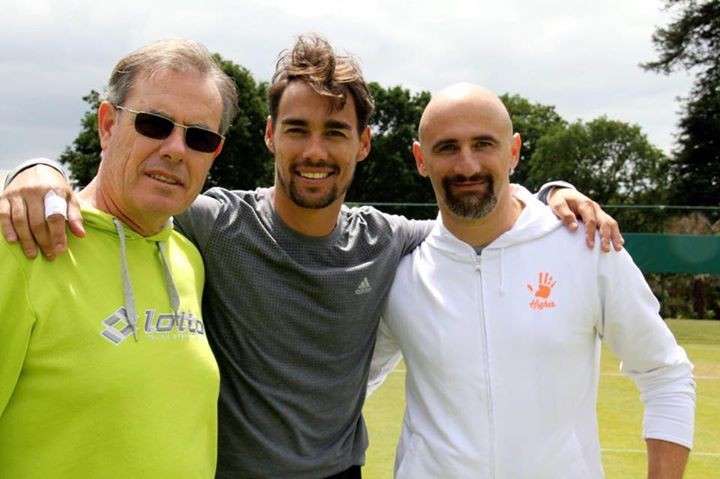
[0,164,84,260]
[547,187,624,253]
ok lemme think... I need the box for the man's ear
[264,116,275,154]
[510,132,522,172]
[412,141,428,177]
[97,101,117,150]
[212,138,225,159]
[356,126,372,163]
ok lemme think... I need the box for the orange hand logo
[527,272,557,311]
[527,272,556,298]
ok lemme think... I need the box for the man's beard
[278,160,348,209]
[441,173,497,219]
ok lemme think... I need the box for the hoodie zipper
[474,252,495,478]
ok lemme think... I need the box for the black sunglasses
[114,105,224,153]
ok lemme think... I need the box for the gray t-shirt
[176,187,431,479]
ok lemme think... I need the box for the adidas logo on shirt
[355,277,372,295]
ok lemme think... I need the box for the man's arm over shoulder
[597,249,694,476]
[0,244,36,417]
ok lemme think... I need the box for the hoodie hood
[426,185,563,260]
[424,186,563,296]
[82,206,180,342]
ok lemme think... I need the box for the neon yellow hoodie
[0,207,219,478]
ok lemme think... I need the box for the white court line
[680,344,720,351]
[603,448,720,458]
[601,372,718,380]
[389,370,719,380]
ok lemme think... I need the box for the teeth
[299,172,330,179]
[148,173,179,185]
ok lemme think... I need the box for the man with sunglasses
[2,35,623,478]
[0,39,237,478]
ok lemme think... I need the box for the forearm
[646,438,689,479]
[367,318,402,396]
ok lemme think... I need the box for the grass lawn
[363,319,720,478]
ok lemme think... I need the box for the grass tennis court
[363,319,720,478]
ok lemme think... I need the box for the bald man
[369,84,695,478]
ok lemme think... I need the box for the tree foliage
[59,91,102,186]
[500,94,567,189]
[528,117,669,204]
[347,83,433,204]
[59,55,272,190]
[204,55,272,190]
[669,64,720,206]
[529,117,670,232]
[642,0,720,74]
[642,0,720,205]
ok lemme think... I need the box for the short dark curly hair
[268,34,374,133]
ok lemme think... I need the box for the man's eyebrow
[472,134,500,144]
[148,109,213,131]
[281,118,309,128]
[431,134,501,153]
[325,119,352,130]
[431,138,458,152]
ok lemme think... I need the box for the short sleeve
[174,193,224,253]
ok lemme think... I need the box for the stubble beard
[278,160,351,209]
[441,173,497,219]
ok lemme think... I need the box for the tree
[500,94,567,190]
[669,65,720,206]
[347,83,434,209]
[59,91,102,186]
[204,55,272,190]
[642,0,720,206]
[528,117,669,204]
[60,55,272,190]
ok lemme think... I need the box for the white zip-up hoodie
[370,187,695,478]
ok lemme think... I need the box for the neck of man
[441,188,523,248]
[271,186,343,237]
[78,178,168,237]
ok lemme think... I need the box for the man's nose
[302,134,329,162]
[455,146,480,175]
[159,126,188,162]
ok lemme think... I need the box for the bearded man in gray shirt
[1,35,623,478]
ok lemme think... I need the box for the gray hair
[106,39,238,134]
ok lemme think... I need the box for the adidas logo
[355,277,372,295]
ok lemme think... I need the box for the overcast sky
[0,0,695,173]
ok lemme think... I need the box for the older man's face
[98,69,223,224]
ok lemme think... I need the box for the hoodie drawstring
[113,218,180,342]
[157,241,180,316]
[114,218,138,342]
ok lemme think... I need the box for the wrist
[4,158,68,190]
